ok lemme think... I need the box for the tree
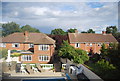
[58,40,77,60]
[2,22,21,36]
[106,26,117,34]
[87,29,95,33]
[113,32,120,42]
[58,40,89,64]
[0,48,8,59]
[75,49,89,63]
[67,28,77,33]
[81,31,87,33]
[21,25,40,33]
[51,28,66,35]
[100,43,108,59]
[81,29,95,33]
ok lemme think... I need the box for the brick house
[1,31,55,64]
[68,31,118,54]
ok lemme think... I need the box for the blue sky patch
[87,2,104,8]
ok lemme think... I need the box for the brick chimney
[24,31,29,42]
[102,31,106,35]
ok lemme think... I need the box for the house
[1,31,55,64]
[68,31,118,54]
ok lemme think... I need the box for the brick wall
[21,44,55,64]
[70,43,109,54]
[4,43,30,51]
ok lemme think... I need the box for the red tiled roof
[2,32,55,44]
[68,33,118,43]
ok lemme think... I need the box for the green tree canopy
[0,48,8,59]
[51,28,66,35]
[81,29,95,33]
[106,26,117,34]
[2,22,21,36]
[75,49,89,64]
[58,40,89,64]
[58,40,77,60]
[21,25,40,33]
[87,29,95,33]
[67,28,77,33]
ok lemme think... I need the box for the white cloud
[2,2,118,33]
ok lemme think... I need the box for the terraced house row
[1,31,118,63]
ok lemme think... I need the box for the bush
[0,48,8,59]
[87,59,117,79]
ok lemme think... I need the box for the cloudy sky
[1,1,119,34]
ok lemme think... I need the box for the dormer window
[75,43,80,48]
[12,43,20,48]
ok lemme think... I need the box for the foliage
[21,25,40,33]
[81,31,87,33]
[51,28,66,35]
[67,28,77,33]
[90,53,100,63]
[58,40,76,60]
[58,41,89,64]
[2,22,40,36]
[81,29,95,33]
[11,52,22,57]
[48,35,68,50]
[113,32,120,42]
[107,43,120,69]
[87,59,118,79]
[106,26,117,34]
[2,22,21,36]
[75,49,89,63]
[0,48,8,59]
[100,43,108,59]
[87,29,95,33]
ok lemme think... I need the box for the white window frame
[21,55,32,61]
[12,43,20,48]
[98,43,102,47]
[39,45,49,51]
[29,44,34,48]
[90,43,92,47]
[86,43,89,46]
[75,43,80,48]
[38,55,49,61]
[0,43,6,47]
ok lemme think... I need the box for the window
[39,45,49,50]
[75,43,80,48]
[12,43,20,48]
[39,55,49,61]
[21,55,32,61]
[90,43,92,47]
[29,44,34,48]
[86,43,89,46]
[0,43,6,47]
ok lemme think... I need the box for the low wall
[78,64,103,81]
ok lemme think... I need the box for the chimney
[24,31,29,42]
[102,31,106,35]
[75,30,78,33]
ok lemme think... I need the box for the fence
[21,64,53,69]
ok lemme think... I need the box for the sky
[1,0,119,34]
